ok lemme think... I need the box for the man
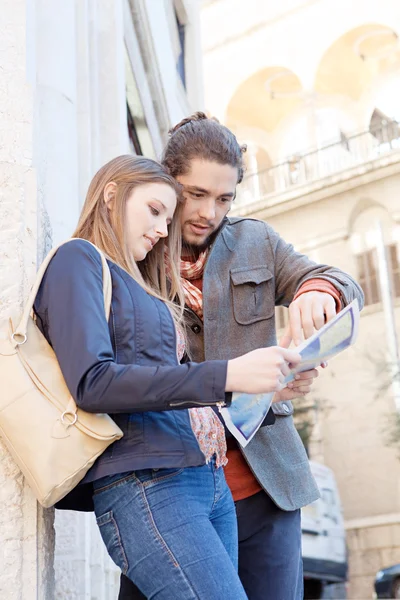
[119,113,364,599]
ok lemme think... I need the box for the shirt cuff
[293,278,342,312]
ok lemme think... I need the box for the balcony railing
[236,120,400,208]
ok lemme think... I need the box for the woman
[34,155,300,599]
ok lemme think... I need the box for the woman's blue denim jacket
[34,240,229,509]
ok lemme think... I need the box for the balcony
[233,120,400,217]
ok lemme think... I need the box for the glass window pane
[388,244,400,298]
[125,46,156,158]
[357,250,381,306]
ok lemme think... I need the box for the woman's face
[125,183,177,261]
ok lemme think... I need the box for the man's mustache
[186,220,214,228]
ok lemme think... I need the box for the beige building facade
[235,156,400,600]
[0,0,203,598]
[201,1,400,598]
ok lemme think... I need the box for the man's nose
[198,199,216,221]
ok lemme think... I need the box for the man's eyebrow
[184,185,234,197]
[184,185,209,194]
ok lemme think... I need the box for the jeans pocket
[96,510,129,575]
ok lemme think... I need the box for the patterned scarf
[179,250,209,319]
[164,249,209,320]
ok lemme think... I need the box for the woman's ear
[104,182,117,210]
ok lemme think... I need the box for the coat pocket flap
[230,266,273,286]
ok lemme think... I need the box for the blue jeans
[93,461,247,600]
[118,489,303,600]
[236,490,303,600]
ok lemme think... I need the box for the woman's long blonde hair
[73,155,185,325]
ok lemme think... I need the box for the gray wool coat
[186,217,364,511]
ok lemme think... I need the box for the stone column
[0,1,55,598]
[246,142,261,202]
[52,2,124,595]
[182,0,205,111]
[33,0,80,247]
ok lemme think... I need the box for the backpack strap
[13,238,112,339]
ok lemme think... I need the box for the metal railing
[236,120,400,208]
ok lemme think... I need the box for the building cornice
[232,151,400,221]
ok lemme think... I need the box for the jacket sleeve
[34,240,229,414]
[265,224,365,310]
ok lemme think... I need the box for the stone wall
[0,0,55,597]
[347,522,400,599]
[54,511,119,599]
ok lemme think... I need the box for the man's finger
[281,348,302,365]
[279,327,292,349]
[294,369,319,381]
[280,361,291,378]
[300,301,314,340]
[294,384,312,394]
[324,297,337,323]
[312,302,325,331]
[275,389,308,402]
[288,303,302,346]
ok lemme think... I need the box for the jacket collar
[221,218,235,252]
[206,216,234,254]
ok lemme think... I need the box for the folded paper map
[220,299,360,447]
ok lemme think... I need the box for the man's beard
[182,236,212,258]
[181,223,223,259]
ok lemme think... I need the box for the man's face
[176,159,238,250]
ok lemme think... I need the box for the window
[357,249,380,306]
[356,243,400,306]
[126,103,142,156]
[388,244,400,298]
[125,47,155,158]
[175,9,186,88]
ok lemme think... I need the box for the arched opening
[225,66,303,135]
[315,24,400,101]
